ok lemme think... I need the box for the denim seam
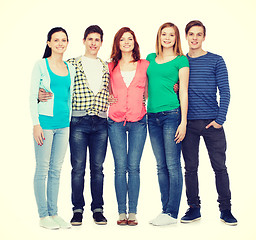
[93,208,103,213]
[73,209,83,214]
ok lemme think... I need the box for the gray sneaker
[40,216,59,230]
[52,216,71,229]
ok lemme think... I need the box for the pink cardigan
[108,59,149,123]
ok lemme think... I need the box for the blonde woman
[147,22,189,226]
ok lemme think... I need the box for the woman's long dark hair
[43,27,69,58]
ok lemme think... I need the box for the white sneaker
[149,213,165,224]
[151,213,177,226]
[40,216,59,230]
[52,216,71,229]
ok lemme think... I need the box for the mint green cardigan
[29,59,76,126]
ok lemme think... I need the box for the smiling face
[119,31,135,53]
[160,27,176,49]
[186,26,205,50]
[83,32,102,58]
[47,31,68,55]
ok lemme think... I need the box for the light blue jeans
[108,116,147,214]
[33,127,69,218]
[148,109,183,219]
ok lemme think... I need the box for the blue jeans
[69,115,108,213]
[34,127,69,218]
[108,115,147,214]
[181,119,231,211]
[148,109,183,219]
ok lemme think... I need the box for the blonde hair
[156,22,184,57]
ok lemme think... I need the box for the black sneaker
[220,210,238,226]
[93,212,107,225]
[70,212,83,226]
[180,207,201,223]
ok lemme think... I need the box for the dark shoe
[93,212,107,225]
[70,212,83,226]
[180,206,201,223]
[220,210,237,226]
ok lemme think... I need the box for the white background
[1,0,255,239]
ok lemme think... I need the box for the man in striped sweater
[180,20,237,226]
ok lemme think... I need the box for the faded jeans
[34,127,69,218]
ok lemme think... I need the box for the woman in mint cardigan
[29,27,75,230]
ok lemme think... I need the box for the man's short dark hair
[84,25,103,41]
[185,20,206,36]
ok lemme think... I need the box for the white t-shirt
[81,56,103,95]
[121,70,136,87]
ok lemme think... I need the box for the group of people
[29,20,237,230]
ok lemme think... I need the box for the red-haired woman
[108,27,149,226]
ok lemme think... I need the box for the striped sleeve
[215,57,230,125]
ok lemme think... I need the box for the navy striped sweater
[186,52,230,125]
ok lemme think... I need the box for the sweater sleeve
[215,56,230,125]
[29,61,41,126]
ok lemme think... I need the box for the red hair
[110,27,140,71]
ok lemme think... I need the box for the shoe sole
[220,219,238,226]
[59,225,72,229]
[180,217,201,223]
[40,225,59,230]
[71,222,82,226]
[94,221,107,225]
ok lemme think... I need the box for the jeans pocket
[107,117,115,125]
[138,115,147,125]
[204,120,223,130]
[211,125,223,131]
[71,116,83,126]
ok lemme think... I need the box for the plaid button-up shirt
[67,56,109,116]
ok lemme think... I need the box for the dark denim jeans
[148,108,183,219]
[181,119,231,211]
[69,115,108,213]
[108,115,147,214]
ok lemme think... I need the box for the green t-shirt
[146,53,189,113]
